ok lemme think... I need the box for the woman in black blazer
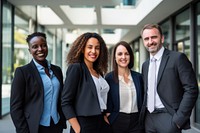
[62,32,110,133]
[10,32,66,133]
[105,41,144,133]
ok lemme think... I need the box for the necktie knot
[151,57,157,62]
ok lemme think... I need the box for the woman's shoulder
[130,70,142,77]
[15,62,32,71]
[66,63,83,73]
[67,62,82,68]
[105,71,114,77]
[105,71,115,81]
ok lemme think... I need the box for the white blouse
[119,74,138,113]
[92,75,110,111]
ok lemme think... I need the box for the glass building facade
[0,0,200,132]
[0,0,66,118]
[130,0,200,130]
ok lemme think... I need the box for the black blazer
[10,60,66,133]
[105,70,144,124]
[141,49,199,129]
[62,62,102,120]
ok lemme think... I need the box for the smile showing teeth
[120,60,126,63]
[38,53,44,56]
[90,55,96,58]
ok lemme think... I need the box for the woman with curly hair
[61,32,110,133]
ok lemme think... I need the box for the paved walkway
[0,114,15,133]
[0,114,199,133]
[0,114,69,133]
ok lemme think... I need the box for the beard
[146,41,162,55]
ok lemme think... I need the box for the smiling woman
[26,33,48,65]
[10,32,67,133]
[105,41,144,133]
[62,32,112,133]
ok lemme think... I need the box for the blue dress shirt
[33,59,60,126]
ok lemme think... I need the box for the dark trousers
[70,114,112,133]
[39,118,63,133]
[111,112,144,133]
[145,110,182,133]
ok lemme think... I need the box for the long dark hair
[112,41,134,83]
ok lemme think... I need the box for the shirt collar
[33,59,50,70]
[150,46,164,61]
[118,72,132,81]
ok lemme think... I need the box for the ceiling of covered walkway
[7,0,193,47]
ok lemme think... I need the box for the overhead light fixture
[122,0,137,6]
[60,5,97,25]
[37,6,63,25]
[102,0,162,25]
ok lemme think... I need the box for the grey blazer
[140,49,199,129]
[10,60,66,133]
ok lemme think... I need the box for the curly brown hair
[67,32,108,75]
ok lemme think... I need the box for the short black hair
[26,32,46,44]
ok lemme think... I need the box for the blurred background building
[0,0,200,132]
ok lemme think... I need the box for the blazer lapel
[29,60,44,91]
[157,49,170,86]
[142,60,150,106]
[132,73,139,97]
[143,60,149,91]
[51,65,62,85]
[82,62,99,98]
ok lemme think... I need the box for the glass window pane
[196,1,200,128]
[56,38,62,67]
[175,9,190,41]
[175,8,190,59]
[14,11,30,70]
[161,20,171,49]
[2,2,12,115]
[46,32,54,62]
[132,41,140,72]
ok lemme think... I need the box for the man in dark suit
[140,24,198,133]
[10,32,66,133]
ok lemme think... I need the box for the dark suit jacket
[105,70,144,124]
[61,62,102,120]
[141,49,199,129]
[10,60,66,133]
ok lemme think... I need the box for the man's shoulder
[142,59,149,68]
[164,48,183,57]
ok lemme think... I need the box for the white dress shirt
[119,74,138,113]
[92,75,110,111]
[148,46,165,109]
